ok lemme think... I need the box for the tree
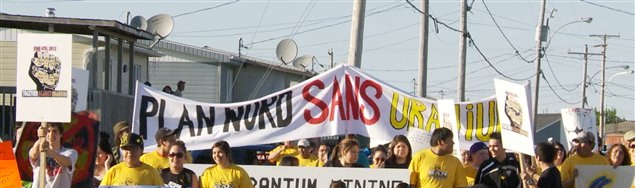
[595,108,626,125]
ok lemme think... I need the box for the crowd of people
[28,119,635,188]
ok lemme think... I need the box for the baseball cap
[155,127,177,143]
[469,142,488,154]
[178,80,186,85]
[113,121,130,135]
[573,131,595,143]
[120,133,144,149]
[624,130,635,142]
[298,139,310,147]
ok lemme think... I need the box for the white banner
[16,34,73,122]
[561,108,598,152]
[72,68,89,112]
[576,165,635,188]
[185,164,409,188]
[133,65,501,152]
[494,79,535,155]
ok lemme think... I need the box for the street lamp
[590,65,631,149]
[545,17,593,50]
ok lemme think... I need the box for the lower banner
[576,165,635,188]
[185,164,409,188]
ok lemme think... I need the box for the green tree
[595,108,626,125]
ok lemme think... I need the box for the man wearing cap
[268,140,299,166]
[295,139,318,167]
[464,142,490,186]
[560,131,609,188]
[174,81,185,97]
[100,133,164,186]
[112,121,131,163]
[624,130,635,165]
[140,127,178,171]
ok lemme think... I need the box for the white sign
[454,97,500,151]
[494,79,535,156]
[576,165,635,188]
[185,164,409,188]
[16,34,73,122]
[133,65,502,152]
[561,108,598,151]
[72,68,89,112]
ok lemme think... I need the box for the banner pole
[39,122,47,188]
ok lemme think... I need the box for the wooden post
[39,122,48,188]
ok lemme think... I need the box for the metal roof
[0,13,154,41]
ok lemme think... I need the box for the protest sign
[71,68,89,112]
[0,141,22,188]
[16,34,73,123]
[494,79,534,155]
[14,113,98,187]
[561,108,598,151]
[576,165,635,188]
[185,164,409,188]
[454,97,500,151]
[133,65,502,152]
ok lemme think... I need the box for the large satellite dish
[130,16,147,30]
[293,55,315,69]
[146,14,174,38]
[276,38,298,64]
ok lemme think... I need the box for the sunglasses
[168,152,184,158]
[374,157,385,162]
[629,144,635,149]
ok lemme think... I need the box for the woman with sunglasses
[550,142,567,169]
[200,141,254,188]
[161,140,199,188]
[370,145,388,168]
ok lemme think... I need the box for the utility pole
[567,45,602,108]
[590,33,619,149]
[347,0,366,68]
[457,0,468,101]
[532,0,547,134]
[328,48,334,68]
[417,0,429,97]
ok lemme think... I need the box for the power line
[468,36,537,81]
[580,0,635,16]
[542,74,582,105]
[173,0,239,18]
[481,0,534,63]
[543,53,583,92]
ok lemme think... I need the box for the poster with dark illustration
[494,79,535,156]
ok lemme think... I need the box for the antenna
[146,14,175,48]
[275,38,298,64]
[130,16,147,30]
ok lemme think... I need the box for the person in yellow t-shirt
[560,131,609,188]
[296,139,318,166]
[623,130,635,165]
[140,127,177,170]
[464,142,489,186]
[100,133,164,186]
[309,143,330,167]
[200,141,254,188]
[268,140,299,166]
[409,128,468,188]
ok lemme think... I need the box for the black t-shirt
[160,168,196,188]
[537,166,562,188]
[384,159,409,169]
[475,155,521,188]
[323,160,365,168]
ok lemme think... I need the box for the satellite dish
[276,38,298,64]
[293,55,314,69]
[130,16,147,30]
[146,14,174,38]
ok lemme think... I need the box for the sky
[1,0,633,120]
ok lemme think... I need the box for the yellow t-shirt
[140,151,169,171]
[296,155,318,167]
[409,149,468,188]
[308,160,324,167]
[463,165,477,186]
[100,162,164,186]
[200,164,254,188]
[269,145,299,165]
[560,153,609,188]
